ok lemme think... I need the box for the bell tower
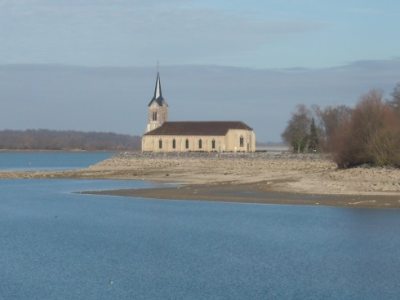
[146,72,168,132]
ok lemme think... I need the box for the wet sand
[84,181,400,209]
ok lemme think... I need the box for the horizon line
[1,58,399,72]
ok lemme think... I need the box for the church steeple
[154,72,162,99]
[146,71,168,132]
[148,72,167,107]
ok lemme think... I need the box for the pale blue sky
[1,0,399,68]
[1,1,400,141]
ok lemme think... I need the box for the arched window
[152,112,157,121]
[198,139,202,149]
[172,139,176,149]
[185,139,189,149]
[240,136,244,147]
[159,139,162,149]
[212,139,216,149]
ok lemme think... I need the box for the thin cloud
[0,1,325,66]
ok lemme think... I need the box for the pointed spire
[154,72,162,99]
[148,71,167,107]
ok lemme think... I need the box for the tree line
[0,130,141,151]
[282,83,400,168]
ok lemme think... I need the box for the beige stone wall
[146,103,168,132]
[142,130,256,152]
[224,129,256,152]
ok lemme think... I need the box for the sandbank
[1,152,400,208]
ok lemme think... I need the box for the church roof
[144,121,253,136]
[148,72,167,107]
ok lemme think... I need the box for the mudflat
[85,182,400,208]
[2,152,400,208]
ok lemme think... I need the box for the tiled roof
[144,121,253,136]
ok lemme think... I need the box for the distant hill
[0,130,141,151]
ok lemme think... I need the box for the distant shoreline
[0,129,141,152]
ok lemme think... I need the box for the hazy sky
[1,1,400,142]
[1,0,399,68]
[1,62,400,142]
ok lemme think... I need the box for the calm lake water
[1,153,400,299]
[0,151,113,171]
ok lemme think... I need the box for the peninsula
[1,152,400,209]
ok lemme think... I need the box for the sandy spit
[1,152,400,208]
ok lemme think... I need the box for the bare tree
[333,90,400,168]
[309,118,319,152]
[282,105,312,153]
[387,82,400,115]
[315,105,352,151]
[283,83,400,168]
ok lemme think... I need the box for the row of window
[158,137,245,150]
[159,138,215,150]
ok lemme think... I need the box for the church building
[141,72,256,152]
